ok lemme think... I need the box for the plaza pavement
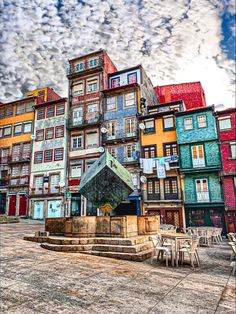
[0,219,235,314]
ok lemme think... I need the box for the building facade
[0,96,35,216]
[216,108,236,232]
[67,49,117,216]
[139,101,185,228]
[28,97,67,219]
[176,106,225,231]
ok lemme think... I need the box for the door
[196,179,209,202]
[191,145,205,168]
[47,200,62,218]
[165,210,180,227]
[0,193,6,214]
[19,194,27,216]
[8,195,16,216]
[71,194,81,216]
[33,201,44,219]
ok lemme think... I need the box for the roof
[175,105,214,116]
[68,49,105,63]
[148,100,184,109]
[216,107,236,115]
[0,96,36,107]
[155,81,202,88]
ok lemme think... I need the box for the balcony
[67,57,104,79]
[8,154,31,164]
[8,176,29,187]
[104,129,138,143]
[30,186,64,196]
[68,113,102,129]
[196,192,210,202]
[0,156,10,164]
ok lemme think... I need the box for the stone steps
[41,243,93,252]
[87,249,155,262]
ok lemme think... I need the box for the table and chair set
[150,225,223,269]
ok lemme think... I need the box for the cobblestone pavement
[0,220,235,314]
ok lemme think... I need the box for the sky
[0,0,235,108]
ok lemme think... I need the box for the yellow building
[139,101,185,229]
[0,96,36,216]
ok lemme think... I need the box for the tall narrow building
[67,50,117,216]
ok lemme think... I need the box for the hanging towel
[142,158,154,174]
[156,160,166,178]
[165,161,170,171]
[159,157,166,165]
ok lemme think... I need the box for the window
[38,91,45,98]
[23,122,32,133]
[163,115,174,130]
[35,151,43,163]
[12,166,20,177]
[147,179,160,200]
[87,78,98,93]
[3,125,12,137]
[37,108,45,120]
[14,123,22,135]
[71,165,82,178]
[131,173,138,187]
[16,104,25,115]
[124,92,135,107]
[34,176,43,191]
[73,107,83,125]
[47,106,55,118]
[72,136,83,149]
[197,115,206,128]
[50,174,60,193]
[230,142,236,159]
[86,132,98,148]
[56,104,65,115]
[143,145,156,158]
[125,117,136,136]
[125,144,136,159]
[72,82,84,96]
[164,142,178,156]
[36,130,44,141]
[0,108,4,119]
[184,117,193,130]
[55,126,64,138]
[22,165,29,176]
[25,102,33,112]
[12,144,20,161]
[54,148,63,161]
[22,143,30,159]
[218,117,231,131]
[86,160,95,170]
[5,106,13,117]
[128,73,137,84]
[196,178,209,202]
[111,77,120,88]
[44,150,53,162]
[107,97,116,111]
[45,128,54,140]
[89,58,98,68]
[87,103,98,120]
[108,147,117,158]
[107,121,116,139]
[144,119,155,134]
[191,145,205,167]
[0,127,2,138]
[164,178,178,199]
[75,62,84,72]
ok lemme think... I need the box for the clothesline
[139,155,178,178]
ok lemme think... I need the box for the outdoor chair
[212,229,220,245]
[199,229,212,247]
[228,233,236,242]
[178,237,200,269]
[229,242,236,261]
[150,235,172,267]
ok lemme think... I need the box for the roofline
[0,96,36,107]
[108,65,142,77]
[175,105,214,116]
[102,83,139,94]
[215,107,236,115]
[148,100,184,108]
[33,97,67,107]
[139,109,178,120]
[154,81,203,89]
[68,49,105,63]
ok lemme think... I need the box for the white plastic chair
[178,238,200,269]
[150,235,172,267]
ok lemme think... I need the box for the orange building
[0,96,36,216]
[138,100,185,229]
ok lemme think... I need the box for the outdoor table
[161,232,192,267]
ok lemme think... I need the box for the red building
[155,82,206,110]
[216,108,236,232]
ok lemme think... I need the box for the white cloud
[0,0,235,107]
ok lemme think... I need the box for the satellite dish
[59,181,65,187]
[140,176,147,183]
[98,147,105,153]
[31,134,36,140]
[101,127,108,134]
[139,123,145,130]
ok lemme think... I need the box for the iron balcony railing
[30,186,64,195]
[185,192,223,203]
[9,154,31,163]
[104,129,139,142]
[68,112,102,129]
[8,176,29,186]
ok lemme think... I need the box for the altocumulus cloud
[0,0,235,107]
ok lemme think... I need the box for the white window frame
[230,142,236,159]
[71,164,82,178]
[72,136,83,150]
[184,117,193,130]
[74,62,84,72]
[125,144,136,161]
[86,131,98,148]
[106,97,116,111]
[191,145,205,168]
[124,92,135,107]
[197,115,207,128]
[88,58,98,68]
[87,77,98,93]
[125,117,136,136]
[195,178,209,202]
[14,123,23,135]
[23,122,32,133]
[107,121,116,139]
[72,81,84,96]
[218,116,232,131]
[163,115,174,130]
[73,107,83,125]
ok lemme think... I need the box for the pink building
[216,108,236,232]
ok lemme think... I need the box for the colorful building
[176,106,225,231]
[216,108,236,232]
[139,100,185,228]
[155,82,206,110]
[0,96,36,216]
[28,96,67,219]
[67,49,117,216]
[102,65,158,215]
